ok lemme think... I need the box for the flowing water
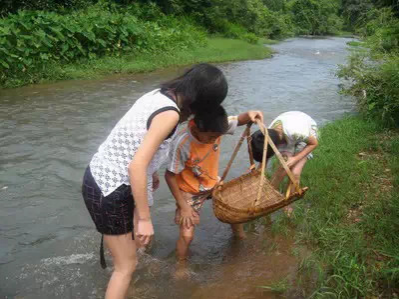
[0,37,355,298]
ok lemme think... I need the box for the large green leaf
[0,60,10,69]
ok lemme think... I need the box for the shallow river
[0,37,355,298]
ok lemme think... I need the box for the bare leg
[291,156,307,182]
[230,223,246,239]
[271,151,293,191]
[284,155,308,216]
[271,166,287,190]
[175,226,195,279]
[104,232,137,299]
[176,226,194,261]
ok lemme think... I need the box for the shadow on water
[1,37,354,298]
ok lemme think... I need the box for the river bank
[274,116,399,297]
[1,37,272,89]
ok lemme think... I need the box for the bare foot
[173,261,190,280]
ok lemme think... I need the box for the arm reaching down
[165,171,198,229]
[129,110,179,245]
[286,135,318,168]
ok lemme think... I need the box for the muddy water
[0,37,355,298]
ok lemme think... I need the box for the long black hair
[251,129,285,162]
[161,63,228,119]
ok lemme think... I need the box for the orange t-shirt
[167,118,238,194]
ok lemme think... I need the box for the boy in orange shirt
[165,106,263,278]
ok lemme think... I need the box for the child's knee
[293,171,301,179]
[181,234,194,245]
[292,166,303,179]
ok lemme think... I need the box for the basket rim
[217,168,268,188]
[213,169,309,215]
[213,191,307,223]
[213,189,307,215]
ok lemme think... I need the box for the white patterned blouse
[89,89,180,205]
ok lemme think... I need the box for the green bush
[288,0,342,35]
[341,0,374,31]
[360,8,399,54]
[1,0,93,15]
[339,6,399,127]
[212,21,248,38]
[0,4,206,85]
[242,32,261,44]
[267,12,296,38]
[210,21,259,43]
[338,53,399,127]
[144,0,293,39]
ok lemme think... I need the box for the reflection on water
[0,37,354,298]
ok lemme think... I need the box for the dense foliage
[339,4,399,127]
[0,0,347,86]
[3,0,399,105]
[0,0,93,15]
[0,0,345,38]
[287,0,342,35]
[0,3,205,85]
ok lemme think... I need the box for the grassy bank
[273,116,399,297]
[2,37,272,88]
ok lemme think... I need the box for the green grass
[346,41,365,47]
[2,37,272,89]
[259,278,290,293]
[274,116,399,297]
[336,31,357,38]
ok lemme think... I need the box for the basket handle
[255,121,269,205]
[220,120,302,198]
[246,130,256,168]
[220,124,251,182]
[255,119,302,195]
[285,182,292,200]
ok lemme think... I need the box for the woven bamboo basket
[212,120,308,224]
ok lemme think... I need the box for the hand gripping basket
[212,120,308,224]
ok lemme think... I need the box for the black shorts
[82,166,135,236]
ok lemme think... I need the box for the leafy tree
[341,0,374,29]
[288,0,342,35]
[0,0,92,15]
[262,0,286,11]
